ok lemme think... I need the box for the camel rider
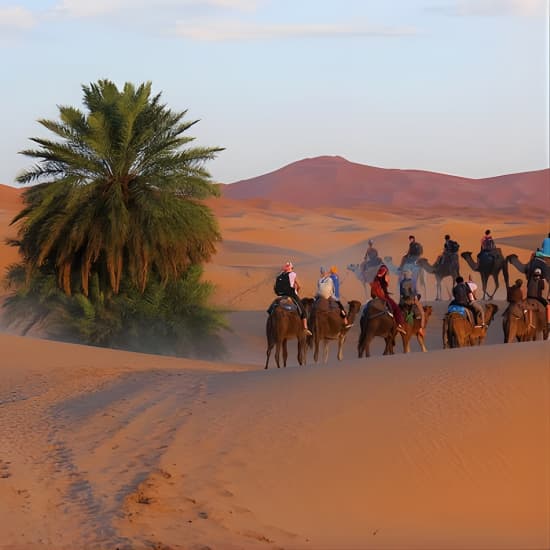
[317,267,334,299]
[364,239,379,264]
[478,229,496,260]
[399,269,426,336]
[329,266,353,328]
[466,275,486,327]
[437,234,459,268]
[450,276,481,326]
[527,268,550,327]
[507,279,525,304]
[540,233,550,257]
[273,261,312,336]
[400,235,423,269]
[371,265,406,334]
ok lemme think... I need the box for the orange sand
[1,166,549,549]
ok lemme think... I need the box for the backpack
[274,271,292,296]
[447,240,459,253]
[410,242,422,257]
[482,236,495,251]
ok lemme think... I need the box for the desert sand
[1,170,549,549]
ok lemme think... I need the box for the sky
[0,0,548,186]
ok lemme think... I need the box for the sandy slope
[1,181,550,549]
[1,334,548,549]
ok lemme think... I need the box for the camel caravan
[264,232,550,369]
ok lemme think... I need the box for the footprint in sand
[0,460,12,478]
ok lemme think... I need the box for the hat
[534,268,542,275]
[283,261,293,272]
[409,235,415,240]
[376,265,388,277]
[330,265,338,273]
[320,266,326,274]
[368,239,374,245]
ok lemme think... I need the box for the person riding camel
[527,268,550,326]
[450,276,481,326]
[466,275,486,327]
[364,239,379,264]
[399,269,426,337]
[478,229,496,262]
[273,261,312,336]
[370,264,406,334]
[329,265,353,329]
[399,235,423,270]
[436,234,460,268]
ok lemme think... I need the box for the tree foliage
[4,80,226,357]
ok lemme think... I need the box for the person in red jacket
[370,265,406,334]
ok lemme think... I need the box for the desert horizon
[1,155,549,549]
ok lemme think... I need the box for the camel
[265,297,312,369]
[357,298,398,358]
[399,304,433,353]
[460,249,505,300]
[416,257,460,301]
[503,253,550,287]
[309,299,362,363]
[442,302,499,348]
[502,299,548,343]
[383,256,427,300]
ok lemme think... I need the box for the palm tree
[12,79,222,297]
[4,80,226,356]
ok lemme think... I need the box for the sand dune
[223,156,550,213]
[1,171,549,549]
[0,333,548,549]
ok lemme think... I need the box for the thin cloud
[429,0,548,16]
[174,21,417,41]
[52,0,261,18]
[0,6,37,30]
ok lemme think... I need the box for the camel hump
[314,296,340,314]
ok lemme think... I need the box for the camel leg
[363,334,374,358]
[297,339,304,366]
[313,335,320,363]
[417,333,427,352]
[274,342,281,368]
[442,318,449,349]
[265,342,275,369]
[323,340,329,364]
[383,336,395,355]
[435,279,442,301]
[282,340,288,367]
[337,335,344,361]
[401,333,409,353]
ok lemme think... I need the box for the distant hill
[222,156,550,212]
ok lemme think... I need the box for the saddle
[267,296,299,315]
[314,296,341,314]
[363,297,392,320]
[447,304,475,325]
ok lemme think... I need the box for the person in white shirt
[467,275,486,327]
